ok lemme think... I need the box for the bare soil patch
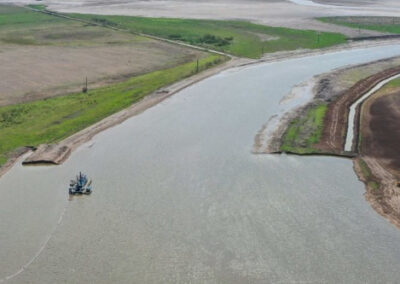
[361,91,400,173]
[355,88,400,229]
[0,40,204,106]
[0,5,205,106]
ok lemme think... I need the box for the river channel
[2,45,400,283]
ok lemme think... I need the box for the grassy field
[0,5,140,47]
[280,103,327,154]
[0,5,207,106]
[319,17,400,34]
[0,54,226,166]
[69,13,347,58]
[0,5,63,27]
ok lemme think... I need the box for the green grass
[385,77,400,88]
[0,54,226,164]
[0,5,346,57]
[0,5,142,47]
[368,181,380,191]
[26,4,47,11]
[69,14,347,58]
[281,103,328,154]
[319,17,400,34]
[358,158,380,191]
[358,158,372,179]
[0,5,63,27]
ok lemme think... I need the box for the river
[2,45,400,283]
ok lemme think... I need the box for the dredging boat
[69,172,92,195]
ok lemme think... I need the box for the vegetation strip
[23,5,348,59]
[280,103,327,154]
[68,14,346,58]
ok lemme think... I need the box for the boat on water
[69,172,92,195]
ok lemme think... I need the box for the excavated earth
[355,87,400,229]
[315,66,400,153]
[361,91,400,173]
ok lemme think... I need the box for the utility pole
[82,77,88,93]
[196,59,199,73]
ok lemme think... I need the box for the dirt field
[0,42,203,106]
[361,86,400,176]
[0,6,205,106]
[362,92,400,171]
[353,83,400,229]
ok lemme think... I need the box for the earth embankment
[316,66,400,153]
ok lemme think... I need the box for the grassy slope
[280,104,328,154]
[0,55,226,165]
[70,14,347,58]
[319,17,400,34]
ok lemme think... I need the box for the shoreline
[2,38,400,180]
[354,156,400,230]
[0,56,249,178]
[257,53,400,154]
[259,53,400,230]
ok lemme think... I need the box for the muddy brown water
[2,45,400,283]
